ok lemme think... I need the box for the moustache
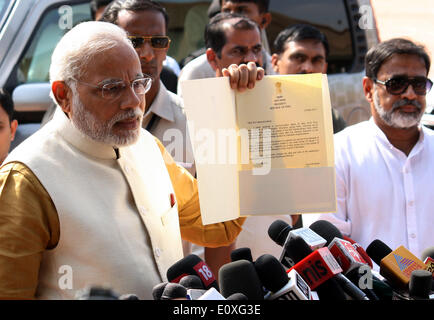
[392,99,422,112]
[110,108,143,126]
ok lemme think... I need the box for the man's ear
[271,53,280,73]
[206,48,222,77]
[259,12,271,29]
[9,119,18,141]
[51,81,71,113]
[363,76,374,103]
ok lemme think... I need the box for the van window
[0,0,11,21]
[15,3,91,84]
[267,0,353,74]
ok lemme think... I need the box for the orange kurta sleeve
[0,162,59,299]
[155,138,245,248]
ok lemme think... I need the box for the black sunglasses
[128,35,171,49]
[374,76,433,96]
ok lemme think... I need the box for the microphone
[227,292,248,300]
[167,254,218,290]
[309,220,343,245]
[254,254,311,300]
[409,270,432,299]
[343,235,374,269]
[75,286,120,300]
[421,246,434,260]
[152,282,168,300]
[366,239,426,290]
[231,247,253,262]
[287,237,370,300]
[179,275,204,289]
[219,259,265,300]
[268,219,293,246]
[179,275,207,300]
[160,283,188,300]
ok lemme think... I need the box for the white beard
[373,89,424,129]
[69,86,143,147]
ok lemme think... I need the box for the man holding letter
[0,21,256,299]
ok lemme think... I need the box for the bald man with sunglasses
[315,38,434,260]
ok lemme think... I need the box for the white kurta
[6,108,184,299]
[318,118,434,259]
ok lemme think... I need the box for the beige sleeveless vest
[6,108,183,299]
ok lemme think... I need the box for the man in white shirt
[317,38,433,259]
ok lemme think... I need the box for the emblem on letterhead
[275,81,282,95]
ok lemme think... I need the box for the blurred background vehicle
[0,0,431,151]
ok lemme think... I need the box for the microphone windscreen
[219,260,264,300]
[152,282,168,300]
[409,270,432,299]
[285,236,314,263]
[231,247,253,262]
[366,239,393,266]
[179,275,204,289]
[167,254,218,290]
[160,283,187,300]
[268,220,292,246]
[254,254,288,292]
[309,220,343,245]
[226,292,248,300]
[316,278,347,301]
[421,246,434,260]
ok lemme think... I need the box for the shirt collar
[144,80,175,123]
[369,116,426,157]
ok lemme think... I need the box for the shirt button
[154,248,161,257]
[124,165,130,174]
[408,201,414,206]
[410,233,416,239]
[138,206,147,215]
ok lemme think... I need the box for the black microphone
[409,270,432,300]
[219,259,264,300]
[226,292,248,300]
[268,220,295,268]
[167,254,218,290]
[268,219,293,246]
[254,254,311,300]
[160,283,188,300]
[180,275,206,300]
[179,275,204,289]
[231,247,253,262]
[152,282,168,300]
[309,219,343,246]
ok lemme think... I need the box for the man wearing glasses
[102,0,196,176]
[0,20,262,299]
[316,38,433,260]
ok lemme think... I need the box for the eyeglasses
[374,76,433,96]
[128,35,171,49]
[71,77,153,100]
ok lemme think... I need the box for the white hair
[49,21,133,84]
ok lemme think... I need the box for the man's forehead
[284,39,326,56]
[117,8,166,34]
[377,53,428,77]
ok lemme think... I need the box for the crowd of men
[0,0,432,299]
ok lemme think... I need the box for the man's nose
[120,85,142,110]
[300,60,314,74]
[136,42,155,61]
[401,83,419,100]
[243,50,260,63]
